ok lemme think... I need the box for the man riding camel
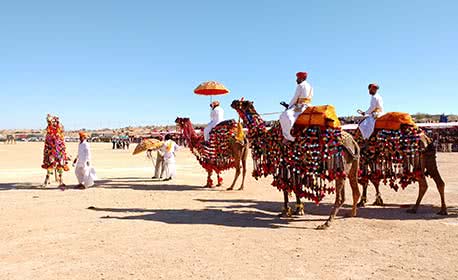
[358,83,384,139]
[280,71,314,142]
[204,100,224,142]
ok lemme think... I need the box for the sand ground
[0,142,457,280]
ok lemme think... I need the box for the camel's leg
[280,190,292,217]
[349,161,360,217]
[216,172,223,187]
[238,150,247,191]
[42,174,50,188]
[293,194,304,216]
[206,171,214,188]
[372,179,384,206]
[227,164,240,190]
[357,182,368,207]
[57,170,66,188]
[318,178,345,230]
[424,155,447,215]
[407,176,428,214]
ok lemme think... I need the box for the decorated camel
[41,114,70,188]
[231,99,361,229]
[175,117,249,190]
[355,112,447,215]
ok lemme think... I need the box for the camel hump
[375,112,416,130]
[294,105,341,129]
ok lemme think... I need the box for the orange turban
[79,131,88,139]
[296,72,308,79]
[211,100,220,107]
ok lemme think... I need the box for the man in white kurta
[159,134,180,181]
[74,132,96,188]
[204,100,224,141]
[279,71,314,141]
[359,83,384,139]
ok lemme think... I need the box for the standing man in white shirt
[204,100,224,142]
[358,83,384,139]
[279,71,314,142]
[73,132,96,189]
[159,134,180,181]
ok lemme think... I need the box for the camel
[41,114,69,188]
[175,117,249,190]
[5,135,16,144]
[231,100,361,229]
[355,128,448,215]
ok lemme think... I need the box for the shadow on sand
[195,198,458,221]
[96,177,208,192]
[87,198,457,229]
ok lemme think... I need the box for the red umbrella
[194,81,230,98]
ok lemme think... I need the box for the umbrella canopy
[194,81,229,96]
[132,139,163,155]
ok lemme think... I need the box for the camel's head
[231,99,256,115]
[46,114,61,129]
[231,99,257,124]
[175,117,190,128]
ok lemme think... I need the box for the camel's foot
[373,195,384,206]
[437,208,448,216]
[316,221,331,230]
[278,207,292,217]
[237,186,244,191]
[406,208,417,214]
[351,208,358,217]
[357,197,367,208]
[226,186,234,191]
[293,204,305,216]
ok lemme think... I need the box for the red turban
[368,83,379,90]
[296,72,308,79]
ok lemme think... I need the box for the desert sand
[0,142,457,280]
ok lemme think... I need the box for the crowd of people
[111,136,131,150]
[429,128,458,152]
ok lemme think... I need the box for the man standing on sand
[159,134,180,181]
[73,131,96,189]
[149,135,165,179]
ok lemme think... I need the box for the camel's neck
[239,109,268,139]
[181,120,204,154]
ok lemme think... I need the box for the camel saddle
[294,105,341,129]
[375,112,416,130]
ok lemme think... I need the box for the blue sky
[0,0,457,129]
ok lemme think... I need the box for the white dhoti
[204,121,218,141]
[162,158,176,179]
[153,152,164,178]
[75,164,96,187]
[359,116,376,139]
[280,105,307,141]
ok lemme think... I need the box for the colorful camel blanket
[249,121,346,204]
[355,125,426,190]
[198,120,239,173]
